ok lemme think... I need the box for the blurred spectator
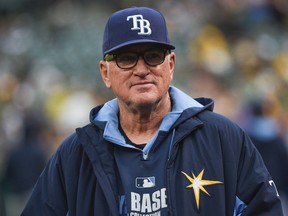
[240,99,288,215]
[0,189,6,216]
[1,112,48,216]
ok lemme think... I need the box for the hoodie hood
[89,86,214,151]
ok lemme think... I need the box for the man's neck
[118,94,171,144]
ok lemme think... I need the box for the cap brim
[103,39,175,57]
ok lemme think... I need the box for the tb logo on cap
[127,15,152,35]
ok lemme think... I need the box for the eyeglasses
[104,49,171,69]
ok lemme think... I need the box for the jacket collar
[91,86,207,125]
[89,86,214,148]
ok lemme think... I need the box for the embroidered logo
[181,169,223,209]
[127,14,152,35]
[269,180,280,196]
[135,177,155,188]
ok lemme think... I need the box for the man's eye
[145,51,162,60]
[118,54,137,62]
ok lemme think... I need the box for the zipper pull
[143,151,148,160]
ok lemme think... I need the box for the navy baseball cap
[102,7,175,57]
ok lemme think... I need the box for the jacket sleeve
[236,131,283,215]
[20,135,75,216]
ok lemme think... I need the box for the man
[21,7,283,215]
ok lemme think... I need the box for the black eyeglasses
[104,49,171,69]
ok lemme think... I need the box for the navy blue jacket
[21,87,283,215]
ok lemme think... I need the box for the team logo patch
[136,177,155,188]
[127,14,152,35]
[181,169,223,209]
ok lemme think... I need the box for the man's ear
[169,52,176,80]
[99,60,111,88]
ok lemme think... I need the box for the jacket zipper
[166,126,200,215]
[143,151,148,160]
[166,137,181,216]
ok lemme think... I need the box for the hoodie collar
[92,86,204,148]
[94,86,203,122]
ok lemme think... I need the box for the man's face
[100,44,176,109]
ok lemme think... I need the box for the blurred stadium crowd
[0,0,288,215]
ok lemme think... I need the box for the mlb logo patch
[136,177,155,188]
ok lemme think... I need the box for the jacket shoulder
[196,108,242,133]
[59,123,100,153]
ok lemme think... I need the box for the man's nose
[133,57,150,76]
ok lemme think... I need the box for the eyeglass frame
[103,48,171,70]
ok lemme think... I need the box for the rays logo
[127,15,152,35]
[182,169,223,209]
[136,177,155,188]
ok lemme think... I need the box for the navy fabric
[102,7,175,57]
[21,87,283,216]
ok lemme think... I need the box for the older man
[21,7,283,216]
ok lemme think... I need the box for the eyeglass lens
[116,49,167,69]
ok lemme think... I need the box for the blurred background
[0,0,287,215]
